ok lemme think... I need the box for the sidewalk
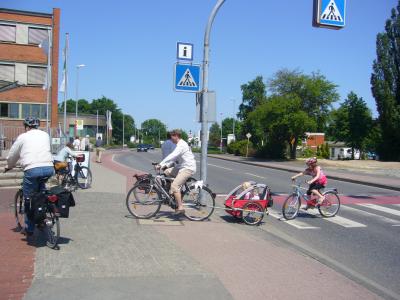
[1,150,382,299]
[208,154,400,191]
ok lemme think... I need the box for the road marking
[357,203,400,217]
[245,172,265,179]
[268,210,319,229]
[342,205,400,225]
[392,224,400,227]
[207,163,232,171]
[305,209,367,228]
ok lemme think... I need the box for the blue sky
[2,0,397,133]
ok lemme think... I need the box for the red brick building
[304,132,325,149]
[0,8,60,132]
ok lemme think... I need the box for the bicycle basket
[76,154,85,163]
[54,161,68,171]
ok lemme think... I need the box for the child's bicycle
[282,180,340,220]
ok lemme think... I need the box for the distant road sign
[177,42,194,61]
[313,0,346,29]
[174,63,201,92]
[246,133,252,139]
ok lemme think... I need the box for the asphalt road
[115,149,400,300]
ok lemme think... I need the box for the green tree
[248,95,316,159]
[141,119,167,146]
[58,99,90,113]
[237,76,267,120]
[221,118,242,140]
[268,69,339,132]
[209,123,221,148]
[371,2,400,161]
[328,92,373,159]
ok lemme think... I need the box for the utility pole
[122,114,125,148]
[231,98,236,139]
[200,0,226,183]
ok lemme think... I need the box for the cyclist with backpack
[5,117,54,236]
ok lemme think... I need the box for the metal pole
[231,98,236,138]
[96,110,99,135]
[200,0,226,183]
[63,33,69,137]
[45,28,52,133]
[75,66,79,137]
[122,114,125,148]
[220,113,223,152]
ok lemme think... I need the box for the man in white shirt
[6,117,54,235]
[158,129,196,214]
[73,136,81,150]
[161,132,176,159]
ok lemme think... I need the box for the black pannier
[49,186,75,218]
[28,192,47,224]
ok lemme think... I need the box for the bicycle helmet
[23,117,40,129]
[306,157,317,166]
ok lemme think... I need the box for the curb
[208,155,400,192]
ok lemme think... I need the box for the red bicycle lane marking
[0,189,35,300]
[268,194,400,205]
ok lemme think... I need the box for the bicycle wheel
[242,202,264,225]
[126,183,162,219]
[282,194,301,220]
[14,189,24,231]
[183,185,215,221]
[44,209,60,249]
[76,166,92,189]
[319,191,341,217]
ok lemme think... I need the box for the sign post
[246,133,252,158]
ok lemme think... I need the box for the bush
[256,141,286,159]
[227,140,255,157]
[322,143,330,159]
[127,142,137,148]
[301,147,315,158]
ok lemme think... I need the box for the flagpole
[63,33,69,138]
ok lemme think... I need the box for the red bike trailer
[224,182,273,225]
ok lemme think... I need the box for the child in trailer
[242,181,260,200]
[291,157,327,207]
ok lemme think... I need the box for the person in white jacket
[158,129,196,214]
[6,117,54,236]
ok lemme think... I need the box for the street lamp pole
[75,64,85,136]
[231,98,236,139]
[122,114,125,148]
[200,0,226,184]
[220,112,223,152]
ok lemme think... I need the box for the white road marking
[342,205,400,225]
[357,204,400,217]
[305,209,367,228]
[207,163,232,171]
[268,210,319,229]
[245,173,265,179]
[392,224,400,227]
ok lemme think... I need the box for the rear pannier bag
[49,186,75,218]
[28,192,47,224]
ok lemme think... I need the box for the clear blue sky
[2,0,397,134]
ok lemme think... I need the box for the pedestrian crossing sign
[313,0,346,29]
[174,63,201,92]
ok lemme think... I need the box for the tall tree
[328,92,373,159]
[209,123,221,148]
[371,2,400,161]
[141,119,167,146]
[268,69,339,132]
[237,76,267,120]
[58,99,90,114]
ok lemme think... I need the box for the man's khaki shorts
[164,167,194,194]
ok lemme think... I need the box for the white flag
[108,111,113,130]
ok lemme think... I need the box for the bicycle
[126,163,215,221]
[282,180,340,220]
[55,154,92,190]
[13,176,60,249]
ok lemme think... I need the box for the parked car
[367,151,377,160]
[338,148,360,160]
[137,144,148,152]
[147,144,154,150]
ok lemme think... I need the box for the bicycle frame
[292,183,338,206]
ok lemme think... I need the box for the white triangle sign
[177,69,197,87]
[321,0,343,22]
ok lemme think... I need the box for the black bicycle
[14,177,60,249]
[55,154,92,190]
[126,163,215,221]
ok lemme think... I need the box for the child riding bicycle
[291,157,327,207]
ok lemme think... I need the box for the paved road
[115,149,400,300]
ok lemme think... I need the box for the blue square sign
[174,63,201,92]
[314,0,346,29]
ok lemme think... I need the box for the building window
[21,103,46,119]
[28,27,48,45]
[0,103,19,118]
[0,24,16,43]
[0,64,15,82]
[27,66,47,85]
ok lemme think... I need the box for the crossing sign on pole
[174,63,201,92]
[313,0,346,29]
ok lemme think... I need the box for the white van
[338,148,360,160]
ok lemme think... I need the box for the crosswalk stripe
[268,210,319,229]
[305,209,367,228]
[342,206,400,225]
[357,204,400,217]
